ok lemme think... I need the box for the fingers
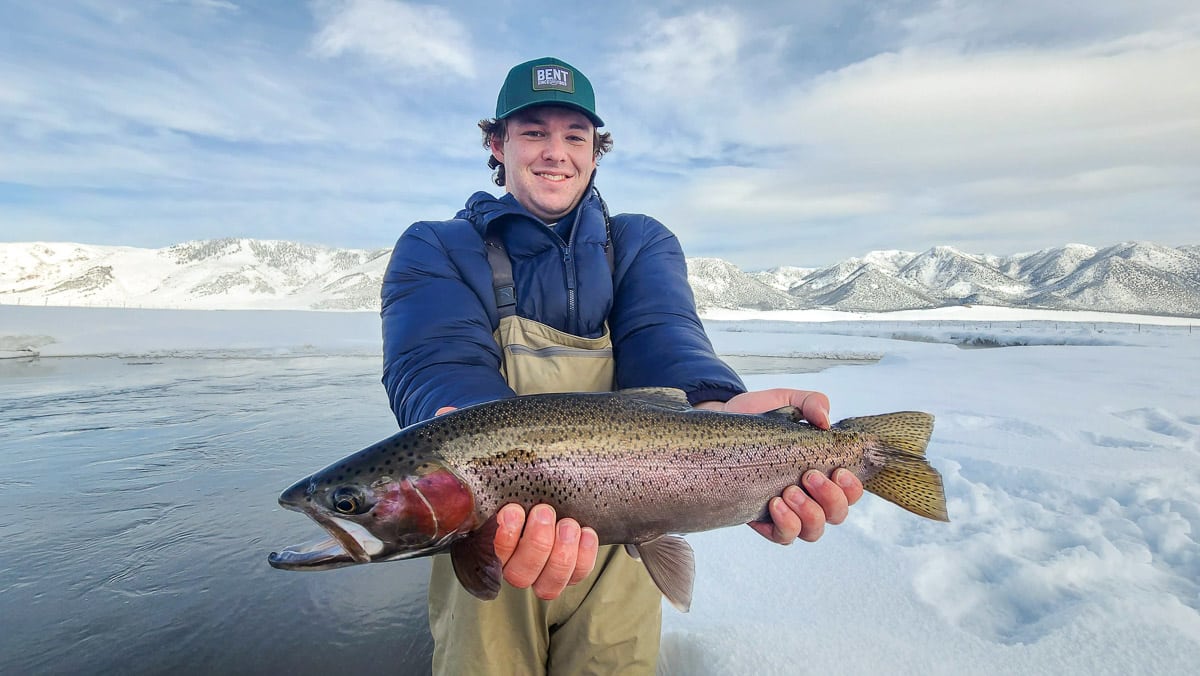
[492,503,526,566]
[804,469,848,525]
[494,504,598,600]
[833,467,864,507]
[531,516,582,600]
[796,391,831,430]
[569,527,599,585]
[749,468,863,545]
[500,504,556,589]
[717,389,833,430]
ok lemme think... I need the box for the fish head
[268,445,476,571]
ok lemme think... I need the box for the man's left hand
[695,388,865,544]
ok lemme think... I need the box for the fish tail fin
[836,412,950,522]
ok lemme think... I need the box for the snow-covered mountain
[685,258,801,311]
[0,239,392,311]
[1,239,1198,317]
[758,241,1200,317]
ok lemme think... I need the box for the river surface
[0,351,863,674]
[0,356,432,674]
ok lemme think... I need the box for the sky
[1,0,1198,269]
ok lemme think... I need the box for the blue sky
[2,0,1197,269]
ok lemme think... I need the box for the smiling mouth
[535,171,571,182]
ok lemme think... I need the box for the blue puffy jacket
[381,188,745,427]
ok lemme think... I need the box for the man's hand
[492,503,599,600]
[695,388,864,544]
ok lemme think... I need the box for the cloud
[896,0,1200,49]
[593,3,1200,267]
[309,0,474,79]
[3,1,1197,269]
[165,0,240,11]
[600,8,792,162]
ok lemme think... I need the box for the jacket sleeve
[608,215,746,404]
[381,222,515,427]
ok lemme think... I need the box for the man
[381,56,862,675]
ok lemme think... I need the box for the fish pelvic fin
[634,535,695,613]
[836,411,950,522]
[450,514,503,600]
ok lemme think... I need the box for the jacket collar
[458,172,602,236]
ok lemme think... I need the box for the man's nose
[542,135,566,161]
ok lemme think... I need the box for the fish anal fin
[635,535,695,613]
[450,514,503,600]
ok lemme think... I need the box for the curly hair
[479,115,613,186]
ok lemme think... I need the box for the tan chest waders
[426,227,662,676]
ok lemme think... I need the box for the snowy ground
[2,304,1198,674]
[675,313,1200,675]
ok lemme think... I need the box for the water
[0,350,867,674]
[0,356,433,674]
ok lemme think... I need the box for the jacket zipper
[563,245,577,336]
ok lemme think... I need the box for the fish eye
[331,487,367,515]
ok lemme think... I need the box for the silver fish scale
[423,391,881,544]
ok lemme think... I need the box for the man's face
[490,106,597,224]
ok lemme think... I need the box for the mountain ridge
[1,238,1197,317]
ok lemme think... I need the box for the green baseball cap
[495,57,604,127]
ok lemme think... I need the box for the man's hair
[479,115,614,187]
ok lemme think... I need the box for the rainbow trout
[268,387,948,611]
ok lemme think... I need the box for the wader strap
[598,191,616,272]
[484,232,517,319]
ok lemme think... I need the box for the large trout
[268,387,948,611]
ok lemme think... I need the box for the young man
[381,56,863,675]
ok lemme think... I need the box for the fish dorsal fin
[450,514,503,600]
[634,535,695,612]
[616,387,692,411]
[760,405,803,423]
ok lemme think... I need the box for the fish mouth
[267,495,451,570]
[268,513,384,571]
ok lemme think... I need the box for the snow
[6,239,1199,316]
[2,303,1198,674]
[669,313,1200,675]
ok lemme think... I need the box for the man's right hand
[492,504,600,600]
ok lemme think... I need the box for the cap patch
[532,65,574,93]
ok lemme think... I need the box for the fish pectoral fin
[450,515,503,601]
[635,535,695,613]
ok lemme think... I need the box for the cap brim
[500,101,604,128]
